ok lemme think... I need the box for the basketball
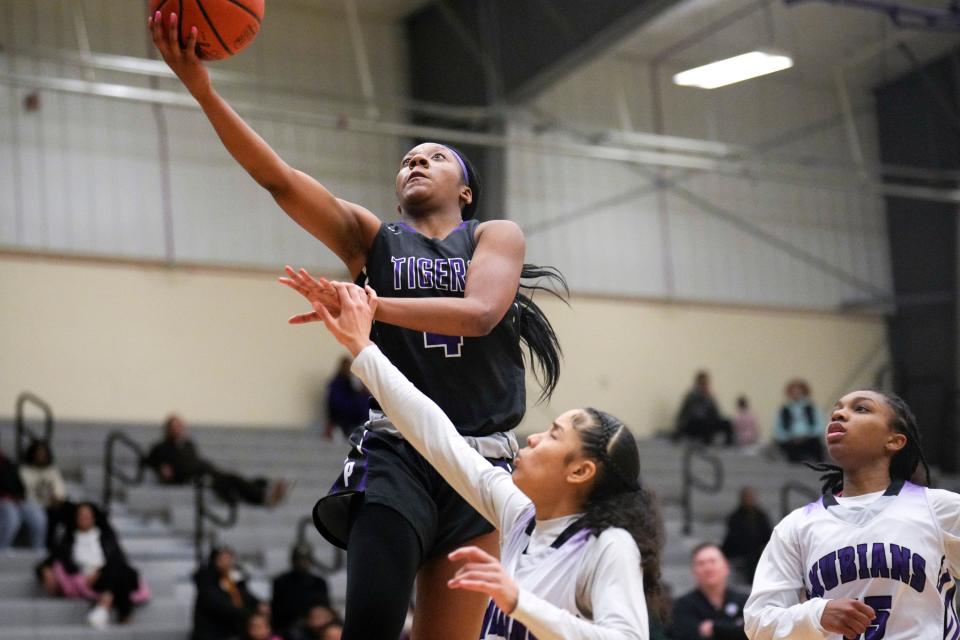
[148,0,264,60]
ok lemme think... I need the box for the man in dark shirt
[271,543,331,639]
[671,543,748,640]
[675,371,734,446]
[721,487,773,583]
[145,414,287,507]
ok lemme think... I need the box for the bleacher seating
[0,418,821,638]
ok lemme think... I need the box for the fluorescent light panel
[673,51,793,89]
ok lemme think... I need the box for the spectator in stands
[721,487,772,583]
[289,605,341,640]
[145,414,288,507]
[324,356,369,440]
[318,622,343,640]
[271,542,330,639]
[19,439,69,550]
[675,371,733,446]
[731,396,760,449]
[670,543,748,640]
[193,545,266,640]
[244,612,282,640]
[38,502,150,628]
[0,442,46,550]
[773,379,824,462]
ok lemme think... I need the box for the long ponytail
[516,264,567,402]
[438,144,568,401]
[574,409,665,614]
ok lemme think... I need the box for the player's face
[395,143,471,215]
[826,390,905,469]
[512,409,588,500]
[691,545,729,590]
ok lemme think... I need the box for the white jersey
[745,480,960,640]
[352,345,649,640]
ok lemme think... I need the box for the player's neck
[841,462,892,497]
[400,207,464,238]
[533,497,584,522]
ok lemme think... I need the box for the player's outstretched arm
[305,281,531,530]
[281,220,525,336]
[148,12,379,276]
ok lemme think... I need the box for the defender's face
[512,409,587,498]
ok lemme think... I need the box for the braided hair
[808,390,932,494]
[573,408,664,613]
[443,144,568,401]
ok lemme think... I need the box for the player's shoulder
[773,497,825,533]
[476,219,523,241]
[591,527,641,559]
[924,486,960,517]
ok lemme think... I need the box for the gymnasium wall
[0,253,886,435]
[0,0,408,271]
[506,54,892,310]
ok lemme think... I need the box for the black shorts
[313,428,511,558]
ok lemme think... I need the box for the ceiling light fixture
[673,50,794,89]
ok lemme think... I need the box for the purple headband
[442,145,469,184]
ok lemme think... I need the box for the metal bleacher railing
[14,392,54,462]
[193,474,238,566]
[103,428,239,566]
[779,480,820,518]
[103,430,146,513]
[680,444,724,535]
[296,515,345,575]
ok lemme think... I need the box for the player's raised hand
[301,281,377,356]
[278,266,341,324]
[820,598,876,638]
[447,546,519,615]
[148,11,211,98]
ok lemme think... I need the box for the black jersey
[360,220,525,437]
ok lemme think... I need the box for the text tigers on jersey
[806,542,928,598]
[391,256,468,292]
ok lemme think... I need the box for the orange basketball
[149,0,264,61]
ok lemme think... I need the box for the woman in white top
[285,277,663,640]
[744,390,959,640]
[19,439,67,549]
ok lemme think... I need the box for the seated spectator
[721,487,772,583]
[244,612,282,640]
[731,396,760,448]
[146,414,288,507]
[773,379,823,463]
[193,545,266,640]
[19,439,69,550]
[0,443,46,550]
[289,605,341,640]
[671,543,748,640]
[271,543,330,639]
[675,371,733,446]
[38,502,150,628]
[324,356,369,440]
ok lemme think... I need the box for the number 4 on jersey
[424,332,464,358]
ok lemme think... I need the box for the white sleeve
[744,513,828,640]
[351,345,532,531]
[928,488,960,576]
[510,530,647,640]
